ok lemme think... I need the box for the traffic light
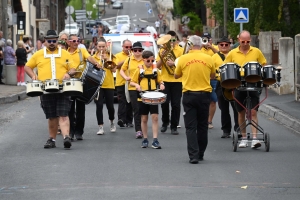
[17,11,26,35]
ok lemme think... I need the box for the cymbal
[157,34,172,45]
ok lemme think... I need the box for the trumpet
[127,49,131,57]
[157,34,177,75]
[202,37,209,45]
[103,41,116,69]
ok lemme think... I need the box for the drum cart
[231,84,270,152]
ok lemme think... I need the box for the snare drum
[243,62,262,83]
[237,80,264,91]
[262,65,276,85]
[141,91,167,105]
[62,78,83,96]
[219,63,241,89]
[44,79,59,92]
[26,80,43,97]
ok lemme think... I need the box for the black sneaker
[160,124,168,133]
[75,134,83,140]
[221,133,230,138]
[127,123,134,127]
[151,139,161,149]
[44,138,56,149]
[117,119,125,128]
[189,159,199,164]
[171,129,179,135]
[64,136,72,149]
[141,139,149,148]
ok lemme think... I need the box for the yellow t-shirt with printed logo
[121,55,144,90]
[26,47,75,82]
[224,46,267,67]
[156,44,183,82]
[92,53,116,89]
[131,65,163,101]
[67,48,91,78]
[174,50,215,93]
[114,51,128,86]
[212,52,227,81]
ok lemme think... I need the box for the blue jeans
[210,80,218,102]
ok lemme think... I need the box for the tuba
[103,40,116,69]
[157,34,177,75]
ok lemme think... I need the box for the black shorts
[234,90,260,112]
[40,93,72,119]
[139,101,159,115]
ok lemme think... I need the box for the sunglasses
[241,40,250,44]
[145,59,155,63]
[47,40,57,44]
[124,46,132,49]
[219,43,229,47]
[69,40,80,43]
[58,40,67,46]
[133,49,143,52]
[169,39,177,42]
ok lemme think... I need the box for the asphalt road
[0,96,300,199]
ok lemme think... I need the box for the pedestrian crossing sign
[234,8,249,23]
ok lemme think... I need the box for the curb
[259,104,300,133]
[0,91,27,104]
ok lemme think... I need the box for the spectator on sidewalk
[15,40,27,86]
[4,39,16,66]
[155,19,160,32]
[0,41,4,84]
[23,37,34,60]
[162,20,167,33]
[91,26,97,37]
[36,36,45,51]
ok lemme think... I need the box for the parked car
[112,1,123,9]
[64,23,80,36]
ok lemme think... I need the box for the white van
[103,33,158,56]
[116,15,131,29]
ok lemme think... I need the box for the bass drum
[77,62,106,104]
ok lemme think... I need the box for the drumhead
[142,92,165,98]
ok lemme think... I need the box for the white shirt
[155,21,160,27]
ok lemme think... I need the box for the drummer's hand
[63,73,71,80]
[135,85,141,91]
[95,62,101,69]
[125,76,131,81]
[31,75,37,80]
[166,60,174,66]
[159,84,165,90]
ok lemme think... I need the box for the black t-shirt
[15,48,27,65]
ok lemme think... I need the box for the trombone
[103,40,116,69]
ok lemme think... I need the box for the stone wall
[258,31,281,65]
[295,34,300,101]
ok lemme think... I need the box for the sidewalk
[0,83,299,132]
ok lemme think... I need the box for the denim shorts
[210,79,218,102]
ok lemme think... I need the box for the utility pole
[224,0,227,36]
[2,0,8,41]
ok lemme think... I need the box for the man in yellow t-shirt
[224,30,267,149]
[156,30,183,135]
[67,34,100,140]
[130,50,165,149]
[114,39,133,128]
[120,42,145,138]
[93,37,117,135]
[24,30,76,149]
[174,35,215,164]
[212,36,238,139]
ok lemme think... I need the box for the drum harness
[138,65,157,98]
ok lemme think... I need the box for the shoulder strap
[78,49,83,63]
[217,51,225,61]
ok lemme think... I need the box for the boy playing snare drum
[130,51,165,149]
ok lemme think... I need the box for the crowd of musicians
[24,29,267,164]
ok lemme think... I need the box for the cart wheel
[232,132,238,152]
[264,132,270,152]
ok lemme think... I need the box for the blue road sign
[234,8,249,23]
[148,9,152,14]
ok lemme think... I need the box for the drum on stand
[262,65,277,85]
[62,78,83,96]
[77,62,106,104]
[243,62,262,83]
[26,80,43,97]
[219,63,241,89]
[44,79,60,92]
[141,91,167,105]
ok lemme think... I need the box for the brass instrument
[127,49,131,57]
[157,34,177,75]
[202,37,209,45]
[103,41,116,69]
[182,40,194,54]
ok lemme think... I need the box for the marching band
[24,28,280,164]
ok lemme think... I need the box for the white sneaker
[251,139,261,149]
[21,82,26,86]
[97,126,104,135]
[239,139,248,148]
[110,123,116,132]
[177,125,181,128]
[17,82,21,86]
[208,122,213,129]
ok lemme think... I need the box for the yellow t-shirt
[114,51,128,86]
[131,65,163,101]
[26,47,75,82]
[174,50,215,93]
[121,55,144,90]
[212,52,227,81]
[200,44,219,56]
[156,44,183,82]
[67,48,91,78]
[224,46,267,67]
[92,53,116,89]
